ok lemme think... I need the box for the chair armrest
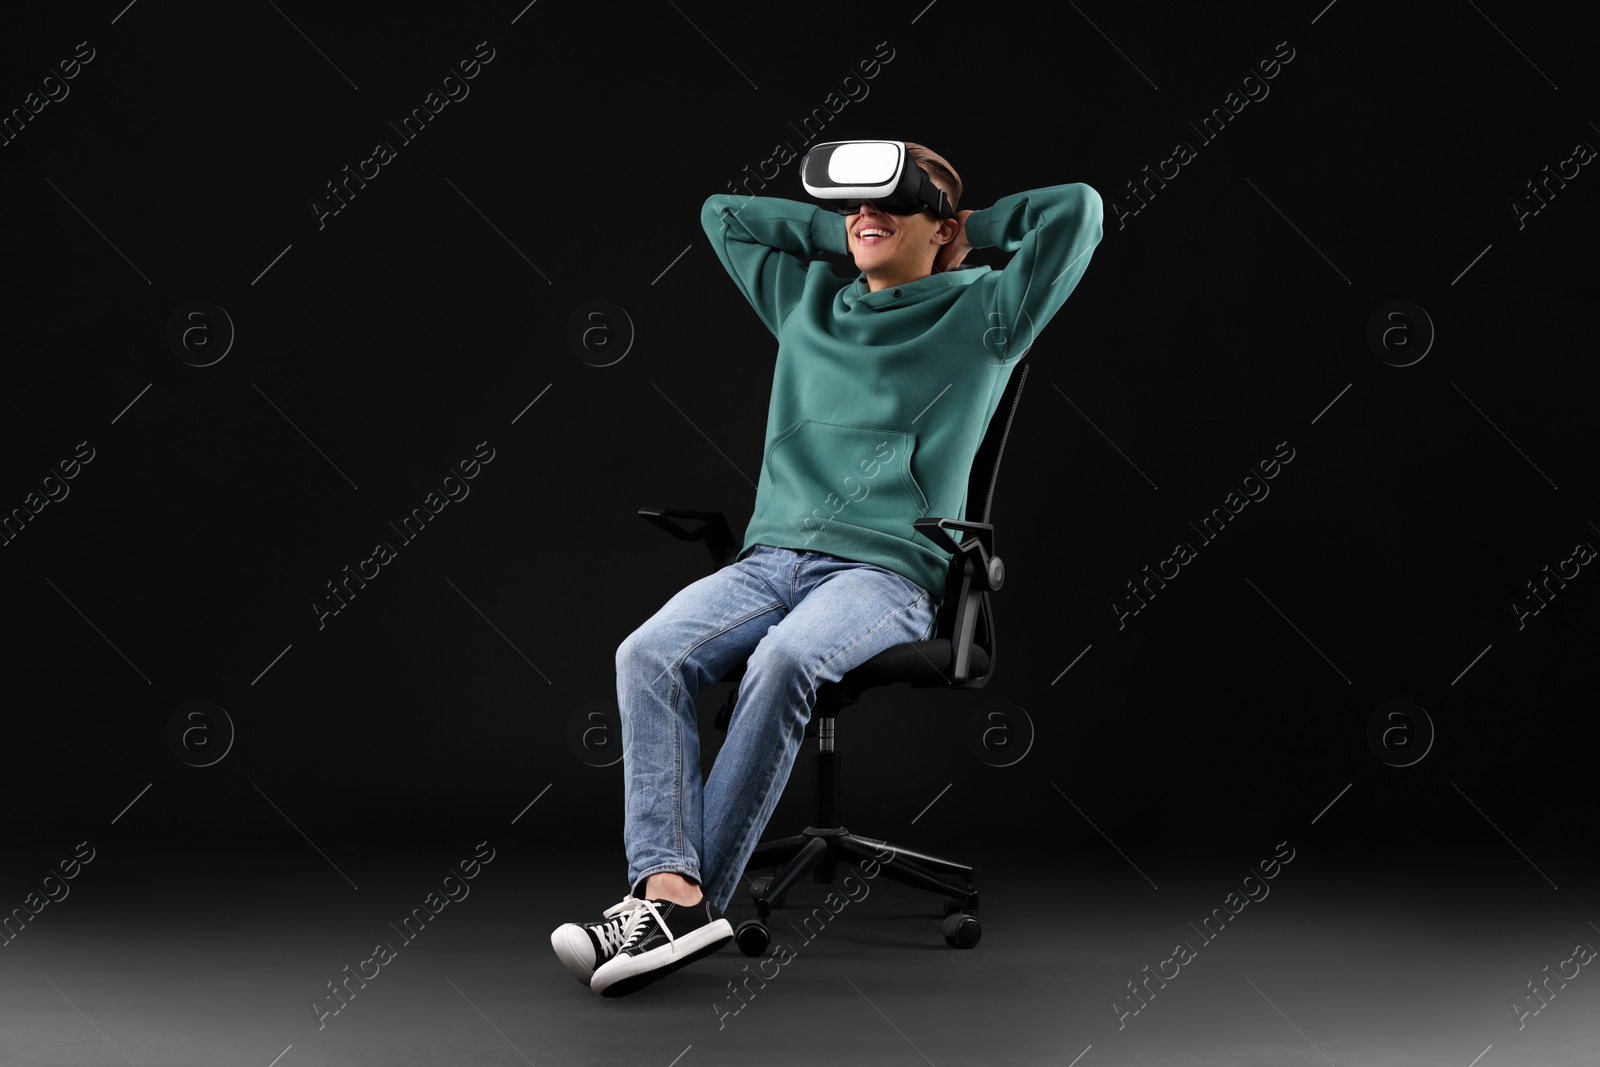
[913,517,1004,592]
[638,506,739,568]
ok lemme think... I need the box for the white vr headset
[800,140,955,218]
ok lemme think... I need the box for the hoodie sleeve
[701,195,849,338]
[962,183,1103,361]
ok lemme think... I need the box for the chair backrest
[929,356,1030,646]
[969,357,1031,527]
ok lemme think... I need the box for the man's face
[846,200,946,283]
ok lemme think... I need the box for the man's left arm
[961,182,1104,357]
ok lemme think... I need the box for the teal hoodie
[702,182,1104,602]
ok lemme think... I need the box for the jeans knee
[616,624,658,676]
[618,621,702,701]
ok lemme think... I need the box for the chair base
[727,716,985,952]
[744,825,979,915]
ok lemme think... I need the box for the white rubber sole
[590,919,734,997]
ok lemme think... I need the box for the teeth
[859,229,891,239]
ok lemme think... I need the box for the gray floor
[2,838,1596,1066]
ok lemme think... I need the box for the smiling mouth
[855,227,895,244]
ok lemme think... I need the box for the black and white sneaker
[588,896,733,997]
[550,894,649,985]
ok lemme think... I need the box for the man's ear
[934,216,959,244]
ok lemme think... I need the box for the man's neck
[864,269,933,293]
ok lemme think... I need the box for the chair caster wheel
[735,918,770,957]
[749,875,786,909]
[942,912,981,948]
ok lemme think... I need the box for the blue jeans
[616,544,939,913]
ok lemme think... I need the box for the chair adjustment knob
[986,555,1005,590]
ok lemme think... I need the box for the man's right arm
[701,195,849,337]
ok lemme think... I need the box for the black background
[2,0,1595,970]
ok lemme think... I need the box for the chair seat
[719,639,990,695]
[835,639,991,689]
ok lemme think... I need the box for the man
[552,142,1103,997]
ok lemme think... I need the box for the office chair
[637,357,1030,954]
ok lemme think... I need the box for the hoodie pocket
[763,420,929,543]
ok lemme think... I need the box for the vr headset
[801,140,955,218]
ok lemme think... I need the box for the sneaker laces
[617,899,677,952]
[602,894,643,919]
[592,895,647,956]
